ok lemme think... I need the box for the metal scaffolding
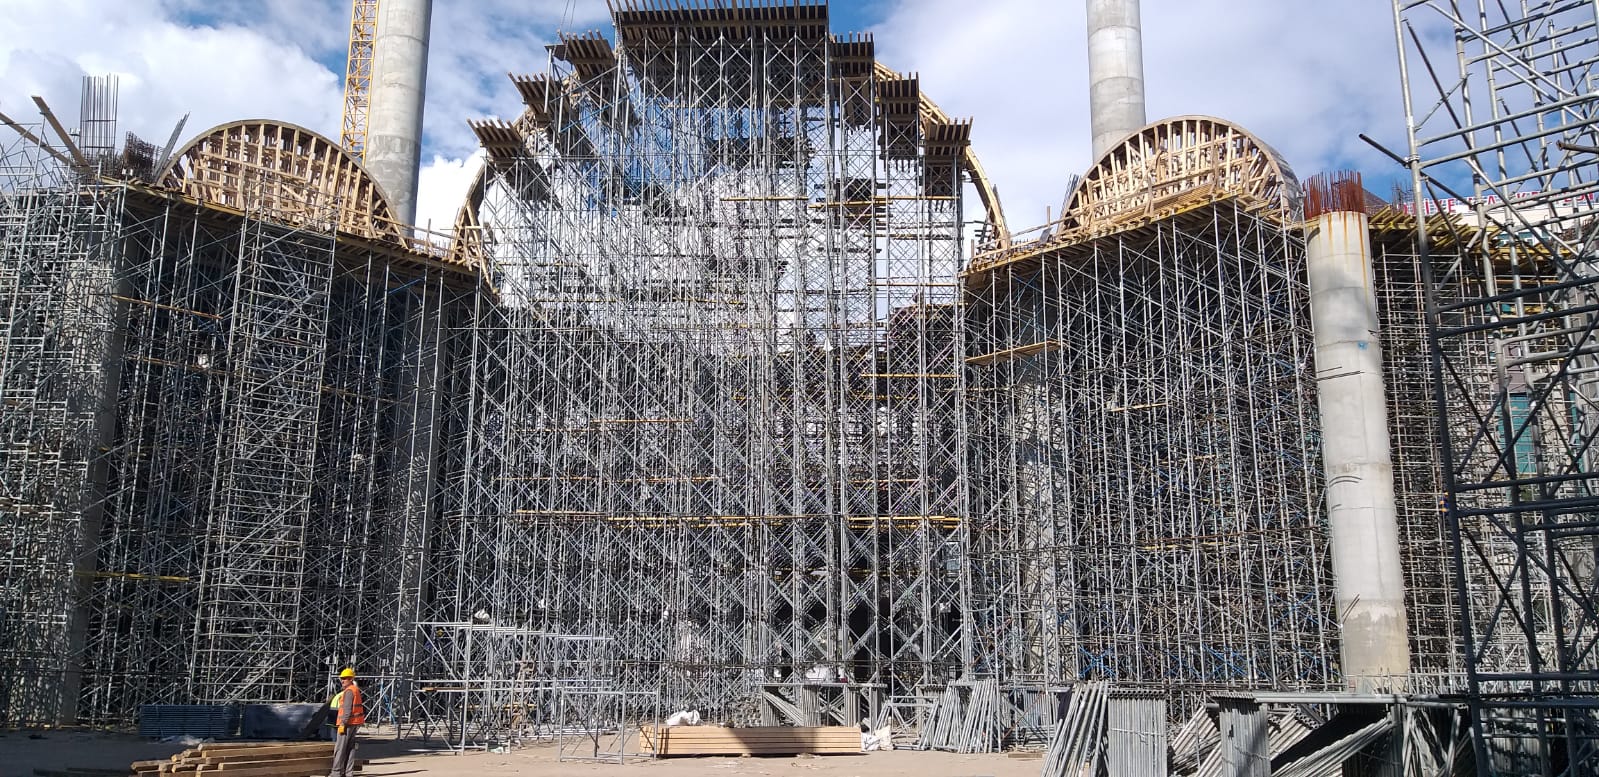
[961,117,1466,715]
[0,103,471,723]
[1369,210,1483,688]
[0,124,119,724]
[965,198,1333,709]
[1395,0,1599,772]
[188,174,339,702]
[0,1,1510,751]
[435,3,985,725]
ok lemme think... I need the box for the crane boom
[340,0,379,159]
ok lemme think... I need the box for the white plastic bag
[664,709,702,726]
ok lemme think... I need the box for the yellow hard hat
[339,667,356,678]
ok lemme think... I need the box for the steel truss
[440,3,970,724]
[1395,0,1599,773]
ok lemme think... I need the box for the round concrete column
[1086,0,1147,159]
[1306,193,1412,692]
[367,0,433,228]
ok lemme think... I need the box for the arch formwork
[160,119,405,243]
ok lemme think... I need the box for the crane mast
[341,0,379,159]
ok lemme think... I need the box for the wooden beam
[31,95,91,171]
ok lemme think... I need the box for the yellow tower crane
[340,0,379,159]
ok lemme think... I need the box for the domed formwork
[429,2,991,724]
[969,115,1301,277]
[159,119,405,244]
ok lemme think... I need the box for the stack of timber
[33,769,131,777]
[129,742,359,777]
[641,725,860,757]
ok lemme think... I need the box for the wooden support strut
[31,96,91,171]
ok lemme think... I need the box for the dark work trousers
[331,724,360,777]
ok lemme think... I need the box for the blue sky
[296,1,899,161]
[1,0,1413,234]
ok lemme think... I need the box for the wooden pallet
[128,741,364,777]
[641,725,861,757]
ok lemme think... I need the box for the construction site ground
[0,729,1043,777]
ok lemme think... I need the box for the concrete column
[1306,194,1411,692]
[1086,0,1147,160]
[367,0,433,227]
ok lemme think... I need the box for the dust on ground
[0,729,1046,777]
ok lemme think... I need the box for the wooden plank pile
[641,725,860,757]
[128,742,359,777]
[33,769,133,777]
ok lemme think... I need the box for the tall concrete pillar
[367,0,433,227]
[1086,0,1147,160]
[1305,172,1411,692]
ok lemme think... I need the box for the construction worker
[330,668,365,777]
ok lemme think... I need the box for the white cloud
[872,0,1408,229]
[0,0,340,153]
[421,0,612,159]
[1,0,1412,235]
[415,151,484,239]
[156,0,350,59]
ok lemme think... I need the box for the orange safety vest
[337,683,366,726]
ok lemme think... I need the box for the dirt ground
[0,729,1045,777]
